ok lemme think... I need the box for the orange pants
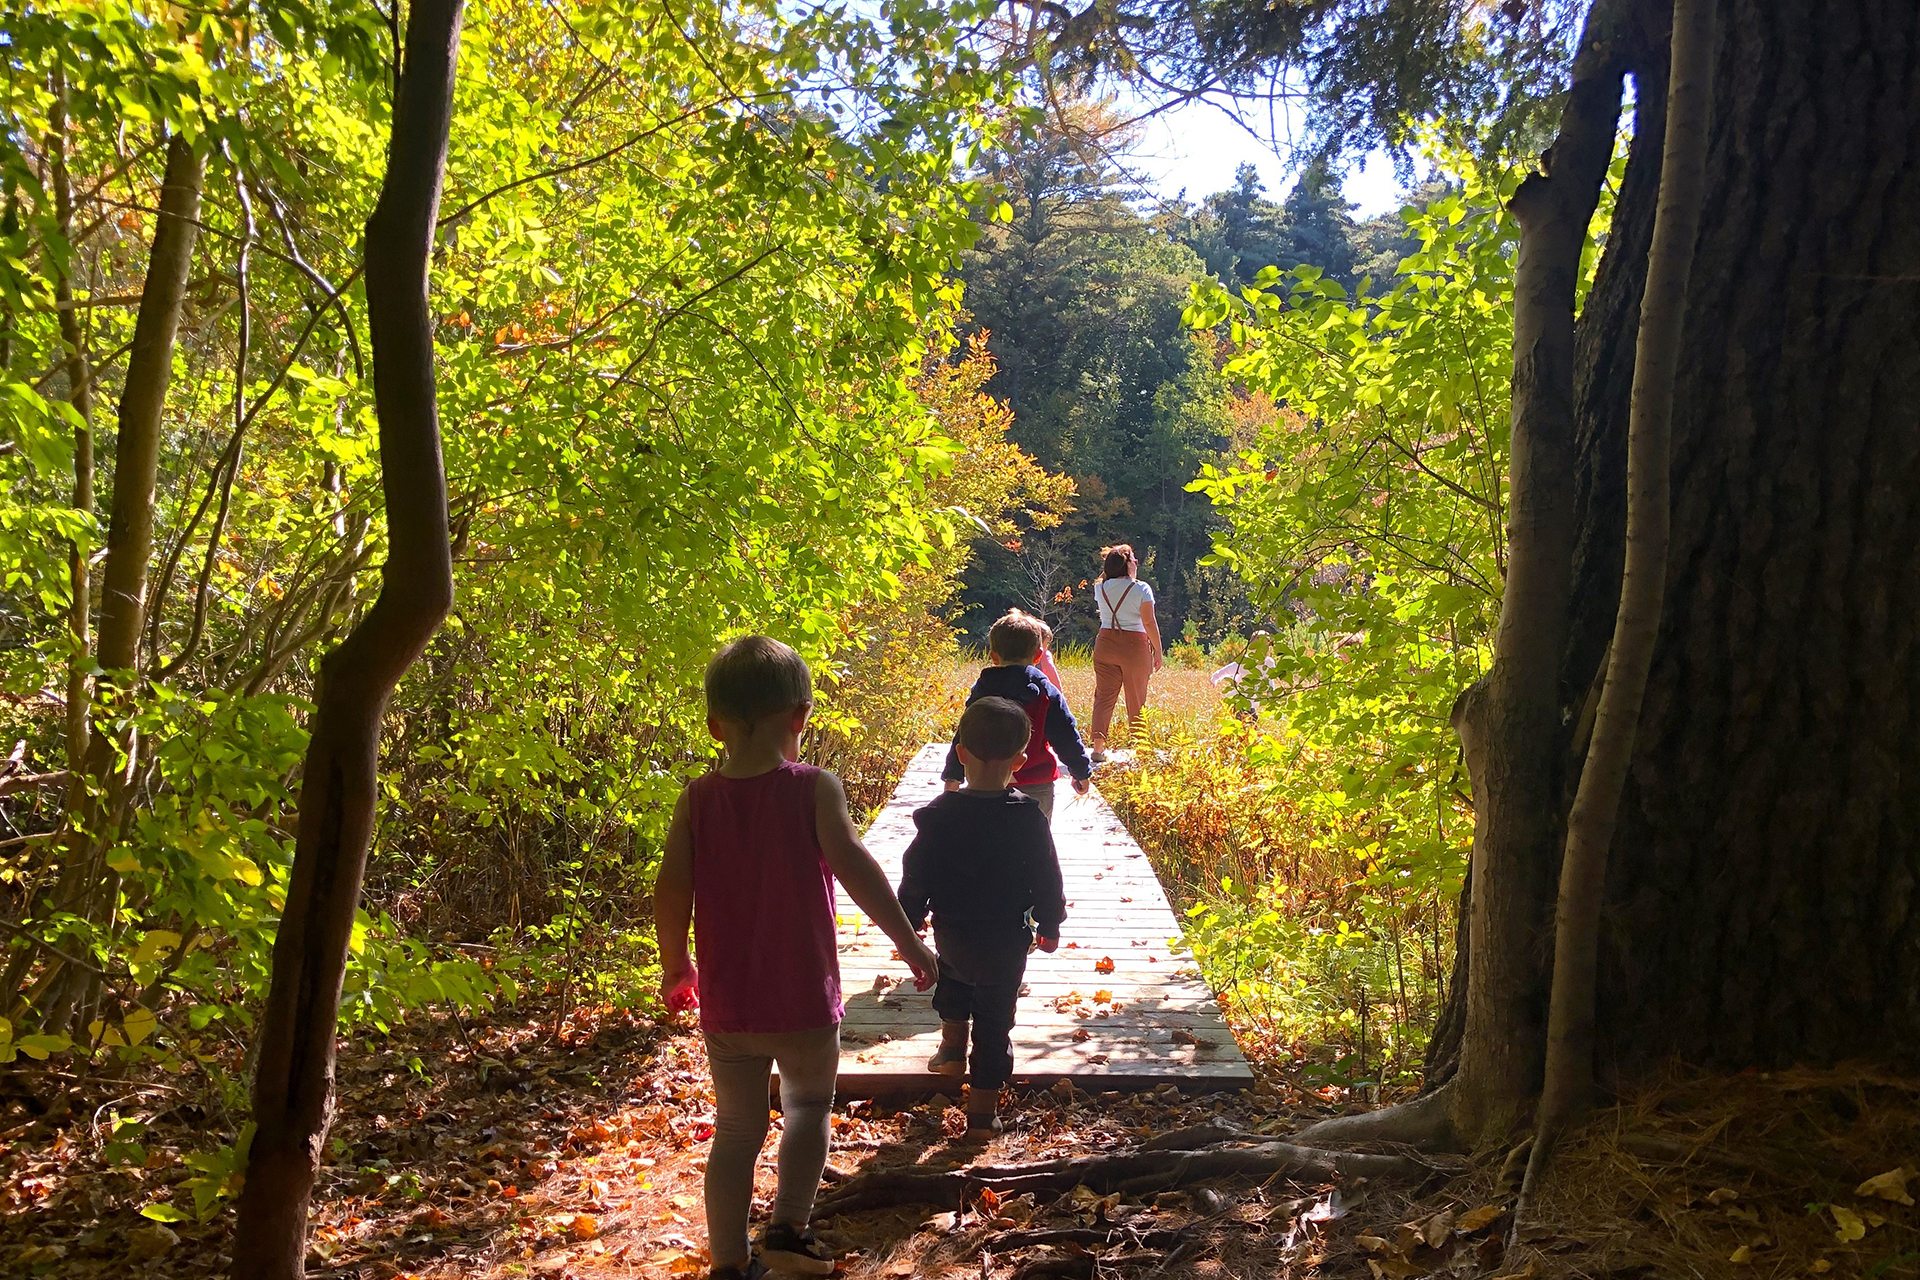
[1090,628,1154,748]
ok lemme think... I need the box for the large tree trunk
[1439,0,1634,1150]
[1525,0,1714,1200]
[1564,0,1920,1072]
[229,1,463,1274]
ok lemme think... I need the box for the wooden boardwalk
[830,744,1254,1096]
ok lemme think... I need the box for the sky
[1118,92,1411,217]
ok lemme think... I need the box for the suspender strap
[1101,578,1140,629]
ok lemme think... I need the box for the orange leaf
[1094,957,1115,975]
[1093,989,1112,1003]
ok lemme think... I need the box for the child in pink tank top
[653,637,936,1280]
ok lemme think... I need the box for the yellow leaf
[133,931,182,966]
[1456,1203,1504,1234]
[1093,990,1112,1003]
[1830,1204,1867,1242]
[1729,1245,1752,1263]
[1094,957,1115,975]
[1706,1187,1740,1204]
[1855,1167,1915,1205]
[1811,1261,1833,1273]
[123,1005,158,1046]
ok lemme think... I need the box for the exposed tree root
[1136,1122,1252,1153]
[816,1140,1431,1217]
[1287,1083,1460,1153]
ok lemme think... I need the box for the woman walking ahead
[1088,543,1163,761]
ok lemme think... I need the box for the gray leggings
[703,1023,840,1268]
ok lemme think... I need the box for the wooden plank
[816,743,1255,1098]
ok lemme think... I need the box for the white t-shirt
[1096,578,1154,632]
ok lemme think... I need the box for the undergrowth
[1100,710,1461,1089]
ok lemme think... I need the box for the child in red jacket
[943,611,1093,816]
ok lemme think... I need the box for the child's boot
[964,1084,1002,1136]
[927,1020,968,1076]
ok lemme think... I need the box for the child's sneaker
[927,1020,967,1076]
[757,1223,834,1276]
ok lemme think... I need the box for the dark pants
[931,924,1031,1091]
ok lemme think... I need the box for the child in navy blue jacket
[942,611,1093,817]
[904,697,1066,1133]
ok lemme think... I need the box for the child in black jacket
[901,697,1066,1134]
[942,611,1093,819]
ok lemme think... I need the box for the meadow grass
[944,648,1222,732]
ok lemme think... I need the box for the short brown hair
[957,696,1031,763]
[1100,543,1135,581]
[987,610,1045,664]
[704,636,812,724]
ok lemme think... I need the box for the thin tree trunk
[47,69,94,793]
[1522,0,1714,1201]
[1441,0,1631,1149]
[11,129,203,1027]
[229,2,463,1273]
[92,131,203,681]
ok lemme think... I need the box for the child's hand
[661,958,699,1013]
[1035,934,1059,953]
[903,936,940,991]
[1072,777,1091,797]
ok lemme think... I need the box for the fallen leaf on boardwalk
[1172,1029,1211,1047]
[1830,1204,1867,1242]
[1456,1204,1505,1234]
[1093,990,1112,1003]
[1856,1167,1915,1204]
[1094,957,1115,974]
[1087,1053,1110,1064]
[1705,1187,1740,1205]
[1071,1028,1091,1042]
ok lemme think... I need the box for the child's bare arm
[653,792,698,1009]
[815,771,939,988]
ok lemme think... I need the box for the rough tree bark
[1523,0,1713,1203]
[229,1,463,1274]
[1566,0,1920,1072]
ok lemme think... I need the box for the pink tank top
[685,761,843,1034]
